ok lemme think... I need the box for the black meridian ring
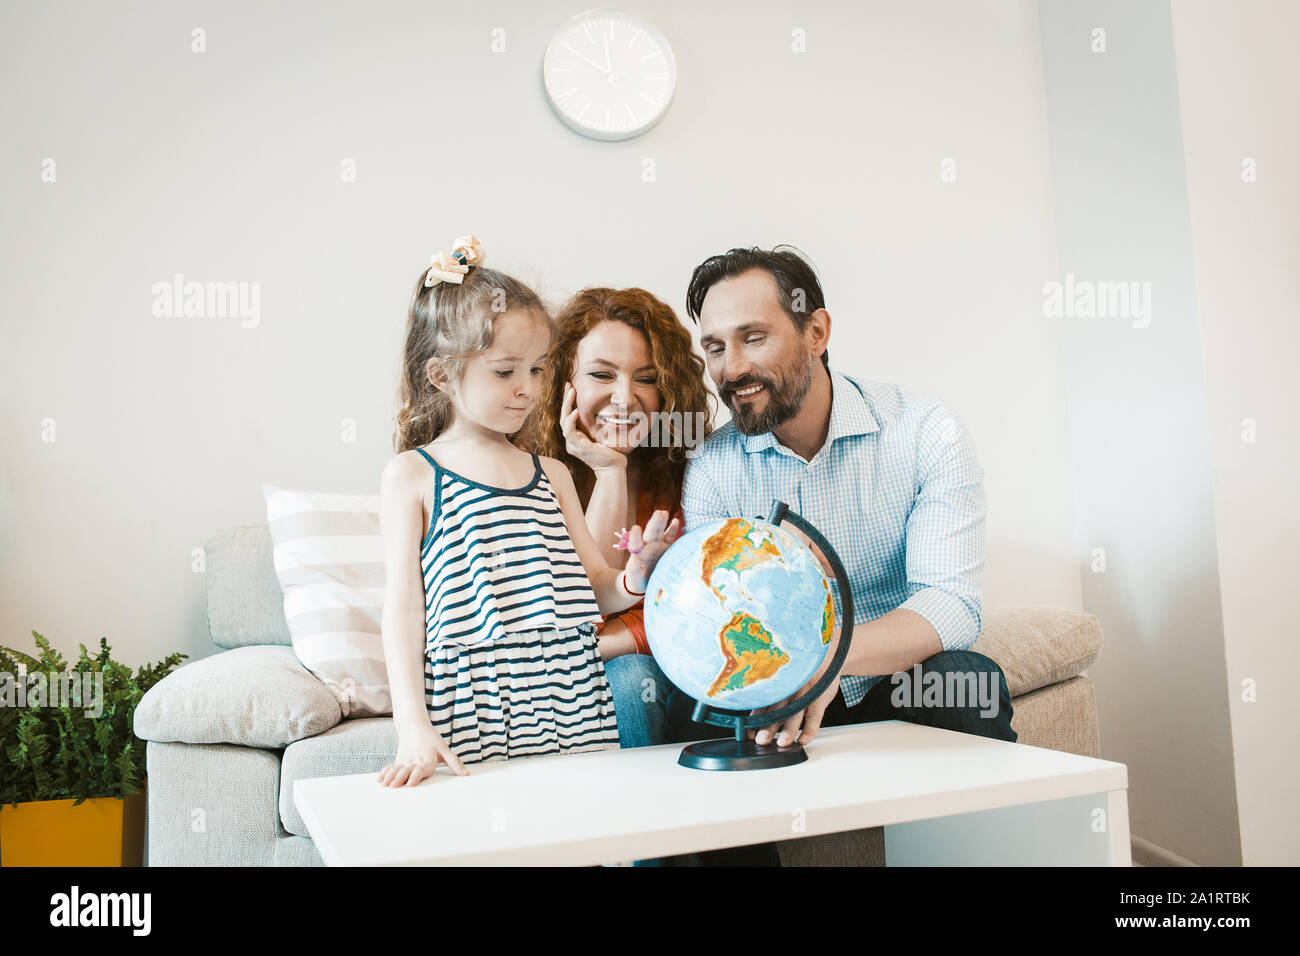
[686,500,855,740]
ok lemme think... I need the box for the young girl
[376,236,680,787]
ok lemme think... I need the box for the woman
[524,286,716,745]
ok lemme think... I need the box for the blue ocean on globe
[643,516,835,711]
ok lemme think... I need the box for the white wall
[1037,0,1242,866]
[0,0,1079,671]
[1171,0,1300,867]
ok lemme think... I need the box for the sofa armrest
[969,609,1103,698]
[133,645,341,748]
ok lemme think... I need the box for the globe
[643,516,836,712]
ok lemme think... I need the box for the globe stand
[673,501,855,772]
[678,732,808,771]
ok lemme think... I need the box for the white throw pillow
[262,483,390,717]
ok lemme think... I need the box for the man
[678,244,1016,750]
[604,244,1015,865]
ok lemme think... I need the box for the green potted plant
[0,630,185,866]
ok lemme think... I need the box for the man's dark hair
[684,245,829,369]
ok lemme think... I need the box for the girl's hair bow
[424,235,485,288]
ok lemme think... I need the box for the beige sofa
[133,524,1105,866]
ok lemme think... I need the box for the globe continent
[644,516,835,711]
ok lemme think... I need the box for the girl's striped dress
[415,447,620,764]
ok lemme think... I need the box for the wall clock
[542,9,677,141]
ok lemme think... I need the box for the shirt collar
[742,365,879,456]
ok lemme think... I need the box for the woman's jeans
[605,654,716,749]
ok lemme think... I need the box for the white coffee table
[293,720,1130,866]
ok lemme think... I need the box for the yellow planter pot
[0,787,146,867]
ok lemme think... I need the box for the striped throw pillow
[262,483,390,717]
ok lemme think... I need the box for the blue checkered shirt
[680,367,985,709]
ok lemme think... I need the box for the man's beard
[724,354,814,435]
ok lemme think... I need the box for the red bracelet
[620,571,646,597]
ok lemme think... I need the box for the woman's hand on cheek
[562,382,629,474]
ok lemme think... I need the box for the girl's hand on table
[377,724,469,786]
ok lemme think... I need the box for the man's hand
[748,626,842,747]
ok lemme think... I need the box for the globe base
[677,737,808,771]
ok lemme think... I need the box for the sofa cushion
[133,645,341,748]
[205,524,294,649]
[262,485,391,718]
[279,717,398,836]
[969,609,1102,698]
[1007,676,1100,758]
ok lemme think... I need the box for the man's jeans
[824,650,1018,742]
[605,649,1018,864]
[607,650,1018,747]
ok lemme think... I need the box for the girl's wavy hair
[394,263,551,453]
[522,287,717,509]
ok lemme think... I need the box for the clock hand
[602,31,613,73]
[559,42,610,75]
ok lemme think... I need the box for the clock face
[542,10,677,141]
